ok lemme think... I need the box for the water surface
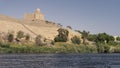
[0,54,120,68]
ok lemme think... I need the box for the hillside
[0,14,82,42]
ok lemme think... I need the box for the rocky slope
[0,14,82,42]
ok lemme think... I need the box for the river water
[0,54,120,68]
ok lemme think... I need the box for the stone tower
[24,8,45,21]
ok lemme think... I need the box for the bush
[35,35,43,46]
[108,41,118,46]
[0,42,10,48]
[7,33,14,42]
[54,36,68,42]
[87,34,97,42]
[71,36,81,44]
[116,36,120,41]
[54,28,69,42]
[17,31,24,39]
[113,46,120,53]
[25,34,30,41]
[104,45,110,53]
[96,43,110,53]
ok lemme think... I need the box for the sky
[0,0,120,36]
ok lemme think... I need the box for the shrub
[0,42,10,48]
[96,43,110,53]
[104,45,110,53]
[45,20,51,24]
[17,31,24,39]
[113,46,120,53]
[116,36,120,41]
[35,35,43,46]
[87,34,97,42]
[54,36,68,42]
[108,41,118,46]
[54,28,69,42]
[71,36,81,44]
[7,33,14,42]
[96,43,104,53]
[25,34,30,41]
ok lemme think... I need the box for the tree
[106,35,114,43]
[66,26,72,29]
[95,33,114,43]
[116,36,120,41]
[71,36,81,44]
[7,33,14,42]
[17,31,24,39]
[87,34,97,42]
[35,35,43,46]
[54,28,69,42]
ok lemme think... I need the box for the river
[0,54,120,68]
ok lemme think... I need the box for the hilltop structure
[0,8,82,42]
[24,8,45,21]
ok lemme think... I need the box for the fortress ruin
[24,8,45,21]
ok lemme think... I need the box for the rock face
[24,8,45,21]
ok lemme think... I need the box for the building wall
[34,12,44,20]
[24,13,35,20]
[24,9,45,21]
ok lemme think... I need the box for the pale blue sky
[0,0,120,36]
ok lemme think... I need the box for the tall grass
[0,42,119,53]
[0,42,97,54]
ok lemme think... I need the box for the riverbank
[0,42,120,54]
[0,42,96,54]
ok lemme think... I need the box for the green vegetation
[54,28,69,42]
[95,33,114,43]
[87,34,97,42]
[116,36,120,41]
[0,42,97,54]
[76,30,89,44]
[25,34,30,41]
[7,33,14,42]
[0,40,119,54]
[0,29,119,54]
[17,31,24,39]
[96,43,110,53]
[71,36,81,44]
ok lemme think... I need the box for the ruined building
[24,8,45,21]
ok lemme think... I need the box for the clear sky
[0,0,120,36]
